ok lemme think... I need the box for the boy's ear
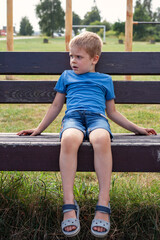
[93,55,99,65]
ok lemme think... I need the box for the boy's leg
[60,128,84,232]
[89,128,112,232]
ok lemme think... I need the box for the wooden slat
[0,133,159,172]
[0,52,160,75]
[0,80,56,103]
[114,81,160,104]
[0,80,160,104]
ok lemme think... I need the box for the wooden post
[65,0,72,51]
[7,0,13,51]
[125,0,133,80]
[6,0,14,80]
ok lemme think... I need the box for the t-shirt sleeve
[105,76,115,100]
[54,71,67,94]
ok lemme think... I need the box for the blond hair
[69,31,103,58]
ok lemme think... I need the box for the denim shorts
[60,110,113,140]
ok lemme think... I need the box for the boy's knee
[89,129,111,149]
[61,129,83,150]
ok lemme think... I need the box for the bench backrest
[0,52,160,104]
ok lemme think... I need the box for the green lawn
[0,36,159,239]
[0,36,160,52]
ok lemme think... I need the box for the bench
[0,52,160,172]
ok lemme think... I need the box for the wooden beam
[0,133,160,172]
[65,0,72,51]
[1,80,160,104]
[6,0,14,80]
[1,52,160,75]
[125,0,133,80]
[7,0,13,51]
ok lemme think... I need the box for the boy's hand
[17,128,41,136]
[136,127,157,136]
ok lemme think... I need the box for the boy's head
[69,32,103,74]
[69,31,103,58]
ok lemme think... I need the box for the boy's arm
[17,92,66,136]
[105,99,157,135]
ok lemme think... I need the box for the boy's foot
[61,200,80,237]
[93,210,110,232]
[63,210,77,232]
[91,203,111,237]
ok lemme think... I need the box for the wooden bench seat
[0,52,160,172]
[0,133,160,172]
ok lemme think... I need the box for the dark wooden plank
[114,81,160,104]
[0,52,160,75]
[0,80,56,103]
[0,80,160,104]
[0,133,159,172]
[0,52,71,75]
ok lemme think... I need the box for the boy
[17,32,156,238]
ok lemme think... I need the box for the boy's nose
[71,57,76,63]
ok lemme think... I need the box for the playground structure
[5,0,160,80]
[6,0,160,51]
[6,0,134,52]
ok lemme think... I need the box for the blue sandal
[91,203,111,238]
[61,200,80,237]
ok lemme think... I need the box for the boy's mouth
[72,66,78,71]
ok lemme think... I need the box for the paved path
[0,36,39,41]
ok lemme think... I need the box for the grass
[0,36,160,239]
[0,172,159,239]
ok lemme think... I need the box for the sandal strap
[62,204,77,213]
[95,204,111,215]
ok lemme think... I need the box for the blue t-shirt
[54,70,115,115]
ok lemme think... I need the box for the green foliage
[112,1,160,41]
[102,20,112,32]
[86,20,112,34]
[36,0,65,37]
[0,172,159,239]
[112,21,125,36]
[73,12,82,35]
[86,20,102,33]
[133,0,151,40]
[152,7,160,42]
[133,0,160,41]
[83,6,101,25]
[19,17,34,36]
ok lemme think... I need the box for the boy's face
[69,46,99,75]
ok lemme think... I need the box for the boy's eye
[77,56,82,59]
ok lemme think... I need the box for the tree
[36,0,65,37]
[154,7,160,21]
[143,0,153,19]
[73,12,81,35]
[19,17,34,36]
[112,21,125,36]
[133,0,151,40]
[152,7,160,42]
[102,20,112,32]
[83,6,101,25]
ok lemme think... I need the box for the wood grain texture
[0,133,159,172]
[0,51,160,172]
[1,52,160,75]
[0,81,160,104]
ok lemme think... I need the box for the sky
[0,0,160,32]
